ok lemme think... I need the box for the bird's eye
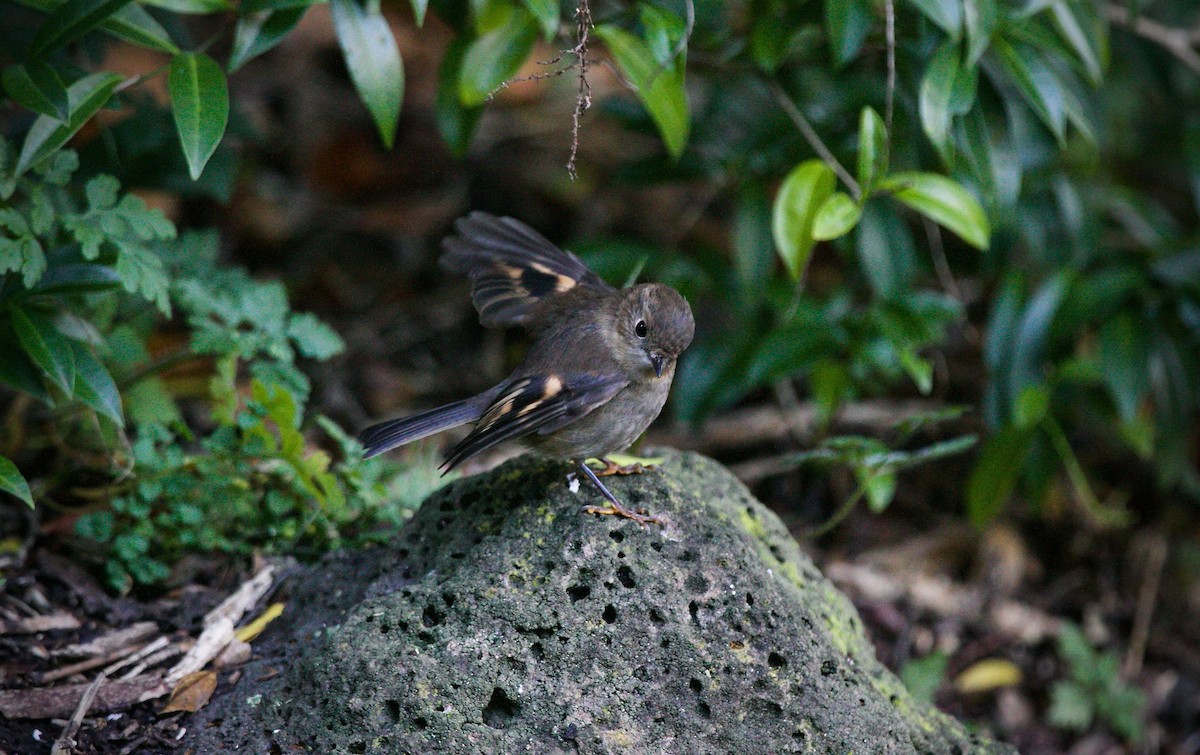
[635,320,647,338]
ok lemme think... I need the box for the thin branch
[1106,3,1200,75]
[768,80,861,200]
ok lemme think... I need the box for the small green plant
[900,650,949,705]
[1048,622,1146,744]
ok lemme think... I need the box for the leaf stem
[767,79,862,201]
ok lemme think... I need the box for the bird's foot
[575,459,664,527]
[582,501,663,526]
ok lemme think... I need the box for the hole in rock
[483,687,520,729]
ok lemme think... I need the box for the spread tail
[358,400,483,460]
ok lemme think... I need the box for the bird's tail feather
[358,400,482,459]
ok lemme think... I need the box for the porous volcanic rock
[185,451,1011,754]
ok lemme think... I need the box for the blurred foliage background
[1,0,1199,750]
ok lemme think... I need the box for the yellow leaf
[161,670,217,713]
[953,658,1022,694]
[235,602,284,643]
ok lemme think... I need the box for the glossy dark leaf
[11,306,75,394]
[332,0,404,148]
[228,8,306,72]
[906,0,962,37]
[10,0,178,53]
[460,8,538,107]
[16,72,122,177]
[141,0,231,11]
[2,62,69,120]
[71,342,123,425]
[964,0,997,65]
[0,456,33,508]
[435,36,483,158]
[27,0,134,58]
[1099,311,1149,422]
[920,40,961,160]
[826,0,871,66]
[856,200,917,298]
[857,106,888,194]
[522,0,558,40]
[967,426,1035,527]
[991,37,1066,145]
[169,52,229,180]
[594,23,690,158]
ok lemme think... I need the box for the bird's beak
[650,352,667,378]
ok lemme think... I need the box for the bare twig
[1125,533,1168,677]
[1106,4,1200,75]
[568,0,594,180]
[768,80,862,200]
[50,672,106,755]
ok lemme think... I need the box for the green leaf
[920,40,962,160]
[331,0,405,148]
[16,72,122,177]
[27,0,135,58]
[859,467,897,512]
[287,313,345,359]
[71,342,123,425]
[141,0,230,11]
[409,0,428,26]
[901,651,949,703]
[594,24,690,158]
[11,306,75,394]
[1098,311,1149,422]
[771,160,836,281]
[0,455,34,508]
[459,7,538,106]
[104,4,179,52]
[9,0,178,53]
[1048,681,1095,731]
[1050,0,1104,85]
[812,191,861,240]
[991,37,1066,145]
[826,0,871,66]
[905,0,962,37]
[880,171,990,249]
[435,36,483,158]
[963,0,997,65]
[3,62,69,120]
[1007,273,1068,412]
[967,425,1034,527]
[732,183,775,304]
[900,349,934,394]
[1014,383,1050,428]
[856,201,916,299]
[857,106,888,194]
[522,0,558,40]
[228,9,306,72]
[169,53,229,181]
[0,323,52,402]
[30,263,122,296]
[241,0,323,9]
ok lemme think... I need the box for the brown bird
[358,212,695,524]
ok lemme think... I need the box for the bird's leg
[576,461,663,526]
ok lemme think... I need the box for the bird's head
[613,283,695,379]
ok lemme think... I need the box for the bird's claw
[582,502,664,527]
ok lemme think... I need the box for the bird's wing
[440,372,626,471]
[441,212,613,328]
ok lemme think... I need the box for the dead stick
[50,672,106,755]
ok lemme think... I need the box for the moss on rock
[186,451,1012,754]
